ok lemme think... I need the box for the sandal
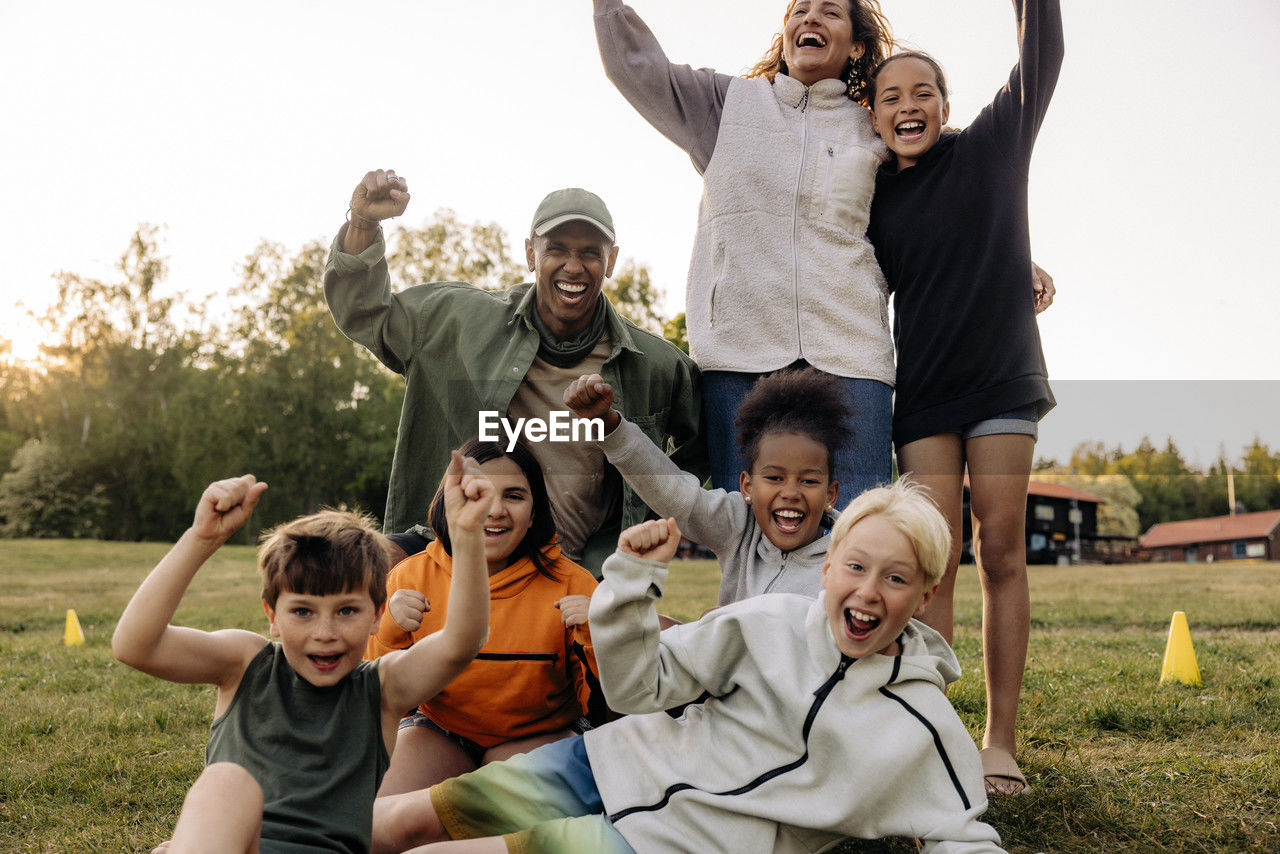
[979,746,1031,796]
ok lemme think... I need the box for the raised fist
[349,169,411,226]
[388,589,430,633]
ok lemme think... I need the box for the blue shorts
[400,711,487,765]
[399,711,592,767]
[952,404,1039,441]
[430,736,633,854]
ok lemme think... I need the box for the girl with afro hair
[565,367,859,605]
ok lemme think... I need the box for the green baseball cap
[530,188,615,242]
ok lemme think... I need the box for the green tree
[1106,438,1212,532]
[1067,441,1120,476]
[0,347,34,477]
[603,259,667,334]
[386,210,524,291]
[1227,439,1280,513]
[662,312,690,354]
[4,211,675,541]
[207,239,402,533]
[23,225,201,539]
[0,439,107,538]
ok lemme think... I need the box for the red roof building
[1027,481,1105,504]
[1139,509,1280,562]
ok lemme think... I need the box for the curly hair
[745,0,895,106]
[259,509,393,610]
[426,438,559,580]
[735,367,853,477]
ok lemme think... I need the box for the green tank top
[206,643,389,853]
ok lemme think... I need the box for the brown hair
[867,50,950,107]
[427,438,559,579]
[258,509,392,609]
[745,0,895,106]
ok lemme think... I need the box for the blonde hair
[258,509,392,609]
[829,479,950,586]
[745,0,895,106]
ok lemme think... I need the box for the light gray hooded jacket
[585,550,1005,853]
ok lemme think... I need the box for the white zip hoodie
[585,550,1005,853]
[594,0,895,383]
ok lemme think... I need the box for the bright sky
[3,0,1278,468]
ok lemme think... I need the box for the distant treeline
[1,222,1277,542]
[1033,439,1280,538]
[0,216,677,543]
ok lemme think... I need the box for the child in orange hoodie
[367,438,601,796]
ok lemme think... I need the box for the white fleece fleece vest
[685,74,896,384]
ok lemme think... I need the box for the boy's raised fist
[192,475,267,543]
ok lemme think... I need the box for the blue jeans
[701,367,893,509]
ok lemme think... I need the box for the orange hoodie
[366,539,600,748]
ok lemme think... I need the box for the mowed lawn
[1,539,1277,853]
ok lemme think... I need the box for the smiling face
[821,514,935,658]
[525,220,619,341]
[477,455,535,574]
[781,0,864,87]
[740,431,838,552]
[265,588,381,687]
[870,55,951,169]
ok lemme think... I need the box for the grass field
[2,539,1277,853]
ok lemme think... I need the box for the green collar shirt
[323,226,706,574]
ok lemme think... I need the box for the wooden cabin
[1138,509,1280,562]
[962,480,1107,565]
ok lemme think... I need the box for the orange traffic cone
[1159,611,1201,686]
[64,609,85,646]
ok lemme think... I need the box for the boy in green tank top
[113,451,494,853]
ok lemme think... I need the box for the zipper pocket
[821,144,835,212]
[706,243,724,328]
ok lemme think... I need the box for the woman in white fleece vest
[593,0,897,504]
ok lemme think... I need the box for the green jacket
[323,226,706,573]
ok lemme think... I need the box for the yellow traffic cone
[1159,611,1201,686]
[64,609,85,646]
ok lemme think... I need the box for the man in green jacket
[324,169,705,576]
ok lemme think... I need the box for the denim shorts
[953,404,1039,441]
[399,711,590,767]
[399,711,487,765]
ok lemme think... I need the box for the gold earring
[845,58,863,99]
